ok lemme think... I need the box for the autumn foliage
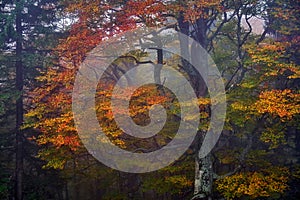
[22,0,300,199]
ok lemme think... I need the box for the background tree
[0,0,66,199]
[214,0,300,198]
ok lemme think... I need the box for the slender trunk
[155,47,164,95]
[15,0,24,199]
[154,48,163,85]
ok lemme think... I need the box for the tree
[213,0,300,198]
[214,39,299,199]
[0,0,64,199]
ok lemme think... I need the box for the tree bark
[15,0,24,199]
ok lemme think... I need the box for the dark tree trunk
[15,0,24,199]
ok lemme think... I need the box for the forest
[0,0,299,199]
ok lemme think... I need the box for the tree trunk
[178,11,213,199]
[193,154,213,200]
[192,17,213,199]
[15,0,24,199]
